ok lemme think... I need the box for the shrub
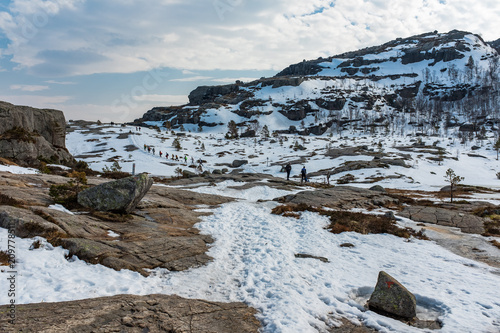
[172,138,182,151]
[49,178,89,209]
[67,171,87,185]
[30,240,42,250]
[271,204,428,240]
[490,240,500,250]
[38,161,51,174]
[102,161,130,179]
[0,127,36,143]
[74,160,99,176]
[337,174,356,184]
[0,250,9,266]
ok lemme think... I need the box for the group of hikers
[284,163,309,183]
[143,144,193,164]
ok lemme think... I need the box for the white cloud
[0,0,499,77]
[170,76,213,82]
[45,80,76,85]
[0,94,72,108]
[210,77,260,83]
[10,84,49,91]
[133,94,188,104]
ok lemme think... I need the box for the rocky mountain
[0,101,74,167]
[136,29,499,136]
[488,38,500,54]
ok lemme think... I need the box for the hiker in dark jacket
[301,166,307,183]
[285,163,292,180]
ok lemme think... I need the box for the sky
[0,0,499,122]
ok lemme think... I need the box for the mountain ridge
[134,30,499,137]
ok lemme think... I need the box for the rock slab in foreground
[0,294,261,333]
[78,173,153,213]
[399,205,484,234]
[368,271,416,319]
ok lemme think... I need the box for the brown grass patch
[0,126,37,143]
[490,240,500,250]
[473,208,500,236]
[90,211,133,222]
[272,204,428,240]
[32,209,59,224]
[21,222,67,242]
[0,157,18,166]
[0,193,26,208]
[0,250,9,266]
[101,171,131,179]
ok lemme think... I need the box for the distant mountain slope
[135,30,499,136]
[488,38,500,54]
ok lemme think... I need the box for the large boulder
[0,101,74,166]
[77,173,153,213]
[368,271,417,319]
[232,159,248,168]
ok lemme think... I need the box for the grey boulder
[232,159,248,168]
[78,173,153,214]
[368,271,417,319]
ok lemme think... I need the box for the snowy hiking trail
[1,170,500,332]
[154,183,500,333]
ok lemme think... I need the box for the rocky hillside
[134,30,499,136]
[0,101,74,167]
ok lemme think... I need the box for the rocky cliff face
[0,101,74,166]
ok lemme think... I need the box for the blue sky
[0,0,499,122]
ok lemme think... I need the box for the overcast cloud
[0,0,499,120]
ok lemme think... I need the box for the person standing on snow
[301,166,308,183]
[285,163,292,180]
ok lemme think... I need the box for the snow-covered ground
[66,123,500,191]
[1,180,500,332]
[1,124,500,332]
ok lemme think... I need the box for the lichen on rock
[77,173,153,214]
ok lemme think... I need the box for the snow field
[66,123,500,192]
[2,181,500,332]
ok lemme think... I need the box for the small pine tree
[226,120,238,139]
[261,125,270,140]
[444,168,464,203]
[175,167,183,179]
[173,138,182,151]
[494,137,500,160]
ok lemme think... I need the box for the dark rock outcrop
[274,186,398,210]
[232,159,248,168]
[188,84,240,105]
[488,38,500,54]
[77,173,153,213]
[0,101,74,166]
[368,271,416,319]
[0,294,261,333]
[0,171,235,275]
